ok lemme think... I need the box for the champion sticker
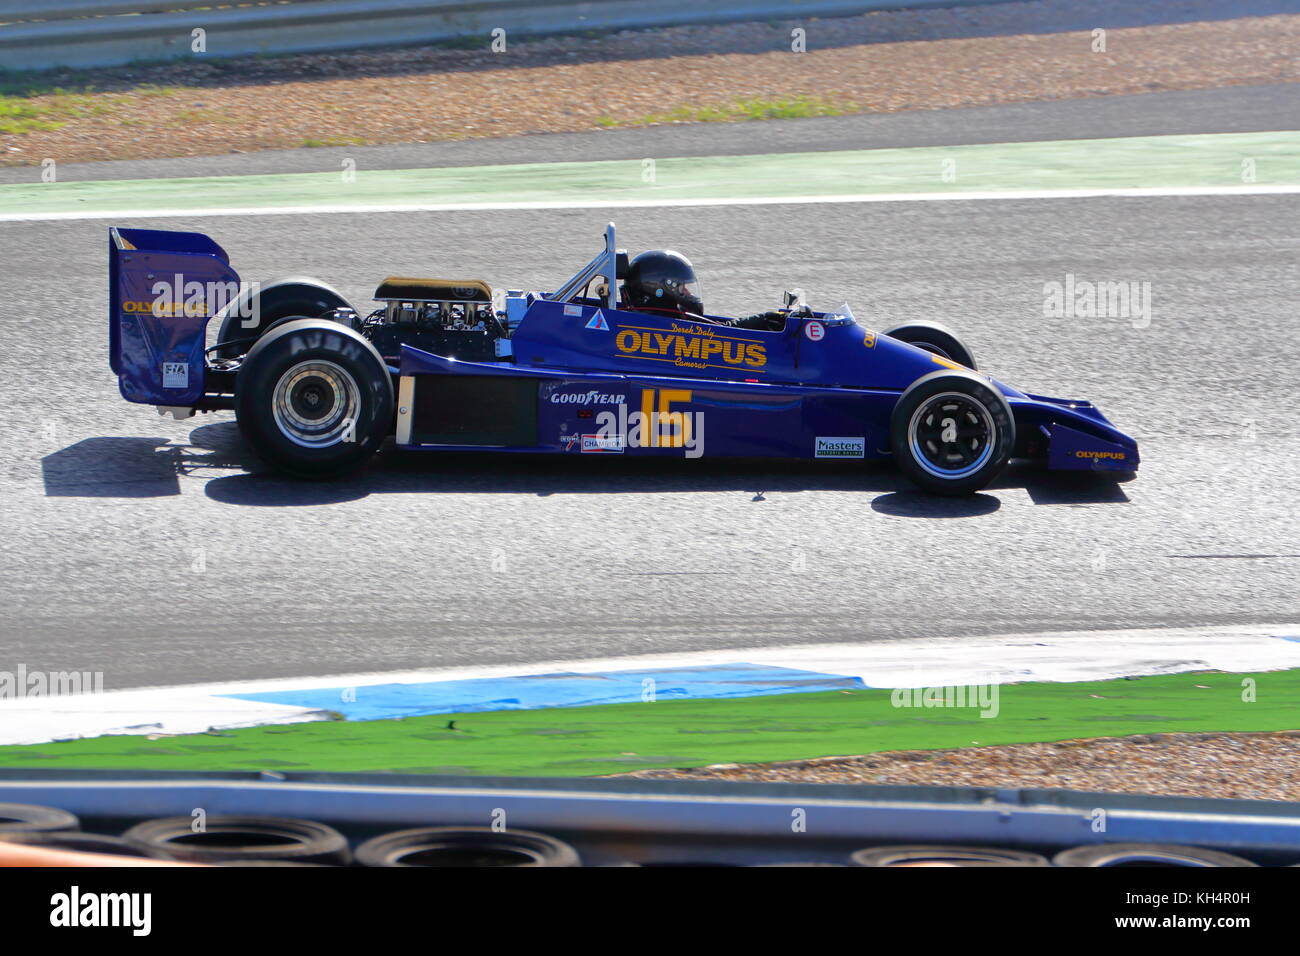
[162,362,189,389]
[581,433,625,453]
[585,310,610,331]
[804,321,825,342]
[564,304,583,317]
[815,436,864,459]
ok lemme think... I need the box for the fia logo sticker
[585,310,610,331]
[162,362,189,389]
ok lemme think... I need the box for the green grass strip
[599,94,852,127]
[1,131,1296,217]
[1,669,1297,776]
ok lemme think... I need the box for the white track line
[2,624,1298,746]
[2,184,1298,223]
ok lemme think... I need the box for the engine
[347,276,507,363]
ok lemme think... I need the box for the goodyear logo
[1075,449,1127,460]
[615,322,766,371]
[550,390,625,406]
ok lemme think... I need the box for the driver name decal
[614,322,766,372]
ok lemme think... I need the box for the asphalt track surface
[2,85,1298,690]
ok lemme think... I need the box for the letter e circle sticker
[804,320,825,341]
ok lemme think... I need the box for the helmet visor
[668,276,703,313]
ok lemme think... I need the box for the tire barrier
[123,815,351,865]
[0,831,170,859]
[0,802,79,833]
[1052,843,1259,867]
[354,827,580,867]
[851,844,1052,867]
[0,791,1290,866]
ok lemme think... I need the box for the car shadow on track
[40,423,252,500]
[42,421,1132,514]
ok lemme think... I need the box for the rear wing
[109,227,242,406]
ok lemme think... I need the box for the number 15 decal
[640,388,692,448]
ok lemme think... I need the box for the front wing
[1010,394,1140,472]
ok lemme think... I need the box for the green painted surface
[1,132,1295,217]
[1,669,1295,776]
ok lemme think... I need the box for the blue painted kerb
[223,663,864,721]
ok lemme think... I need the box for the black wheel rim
[907,391,996,479]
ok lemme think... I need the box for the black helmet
[624,250,704,316]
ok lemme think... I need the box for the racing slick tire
[235,318,393,478]
[213,277,352,359]
[890,369,1015,495]
[884,320,977,370]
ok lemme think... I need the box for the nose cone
[1045,421,1139,472]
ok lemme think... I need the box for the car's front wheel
[235,318,393,478]
[890,370,1015,494]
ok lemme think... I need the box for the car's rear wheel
[884,320,977,370]
[890,370,1014,494]
[236,318,392,478]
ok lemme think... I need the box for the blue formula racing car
[107,223,1138,494]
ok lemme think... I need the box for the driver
[622,250,706,319]
[622,249,790,331]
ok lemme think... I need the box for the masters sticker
[162,362,189,389]
[815,436,864,459]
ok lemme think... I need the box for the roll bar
[551,222,620,310]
